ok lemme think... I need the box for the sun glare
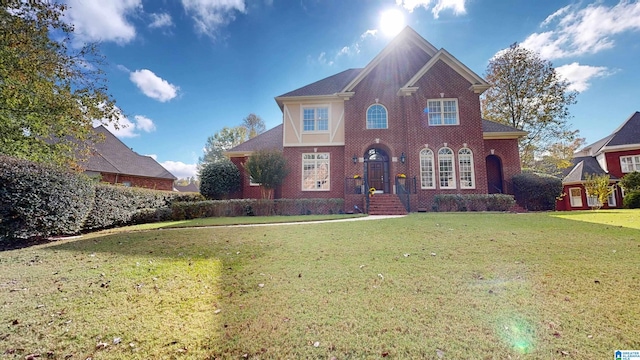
[380,9,405,37]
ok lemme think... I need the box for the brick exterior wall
[99,173,173,191]
[281,146,345,199]
[484,138,522,191]
[229,40,522,212]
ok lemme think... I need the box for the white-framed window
[122,181,132,187]
[620,155,640,173]
[608,187,617,207]
[249,176,260,187]
[427,99,459,125]
[366,104,388,129]
[458,148,475,189]
[586,193,601,207]
[438,147,456,189]
[419,148,435,189]
[302,153,330,191]
[302,106,329,132]
[569,187,582,207]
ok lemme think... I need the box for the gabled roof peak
[341,26,438,93]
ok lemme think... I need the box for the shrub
[512,172,562,211]
[83,184,177,230]
[432,194,515,212]
[170,198,345,220]
[0,156,95,241]
[623,190,640,209]
[620,171,640,192]
[199,160,241,200]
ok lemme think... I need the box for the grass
[1,211,639,359]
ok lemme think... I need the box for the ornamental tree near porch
[243,149,289,199]
[583,173,614,210]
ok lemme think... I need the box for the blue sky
[62,0,640,179]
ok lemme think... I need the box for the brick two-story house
[228,27,525,212]
[557,111,640,210]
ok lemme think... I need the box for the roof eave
[483,131,527,139]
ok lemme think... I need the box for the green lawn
[1,211,639,359]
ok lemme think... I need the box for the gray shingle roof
[81,126,176,180]
[562,156,618,183]
[482,119,523,133]
[575,111,640,156]
[227,124,283,153]
[277,69,362,98]
[607,111,640,147]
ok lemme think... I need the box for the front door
[368,162,384,192]
[486,155,503,194]
[365,148,389,193]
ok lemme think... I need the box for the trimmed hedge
[171,198,345,220]
[0,156,95,240]
[512,172,562,211]
[432,194,515,212]
[84,184,187,230]
[623,190,640,209]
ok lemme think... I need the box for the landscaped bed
[1,211,638,359]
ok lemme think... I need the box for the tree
[199,160,240,200]
[198,126,247,165]
[0,1,120,167]
[481,43,578,168]
[619,171,640,192]
[532,136,585,175]
[241,113,266,139]
[583,173,613,210]
[244,149,289,199]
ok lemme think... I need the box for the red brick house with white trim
[80,126,176,191]
[557,111,640,210]
[228,27,525,212]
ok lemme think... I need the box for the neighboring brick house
[80,125,176,191]
[227,27,525,212]
[557,111,640,210]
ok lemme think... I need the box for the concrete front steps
[368,194,408,215]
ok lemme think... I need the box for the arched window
[419,148,435,189]
[458,148,475,189]
[366,104,388,129]
[438,147,456,189]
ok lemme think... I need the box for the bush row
[0,156,95,240]
[0,155,204,241]
[171,198,345,220]
[432,194,516,212]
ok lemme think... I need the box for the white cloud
[133,115,157,132]
[116,64,131,73]
[522,1,640,60]
[93,108,157,138]
[129,69,179,102]
[396,0,466,18]
[181,0,246,38]
[149,12,173,29]
[318,29,378,65]
[93,107,138,138]
[160,161,198,179]
[556,62,611,92]
[65,0,141,45]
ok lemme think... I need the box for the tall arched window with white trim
[458,148,475,189]
[366,104,388,129]
[419,148,435,189]
[438,147,456,189]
